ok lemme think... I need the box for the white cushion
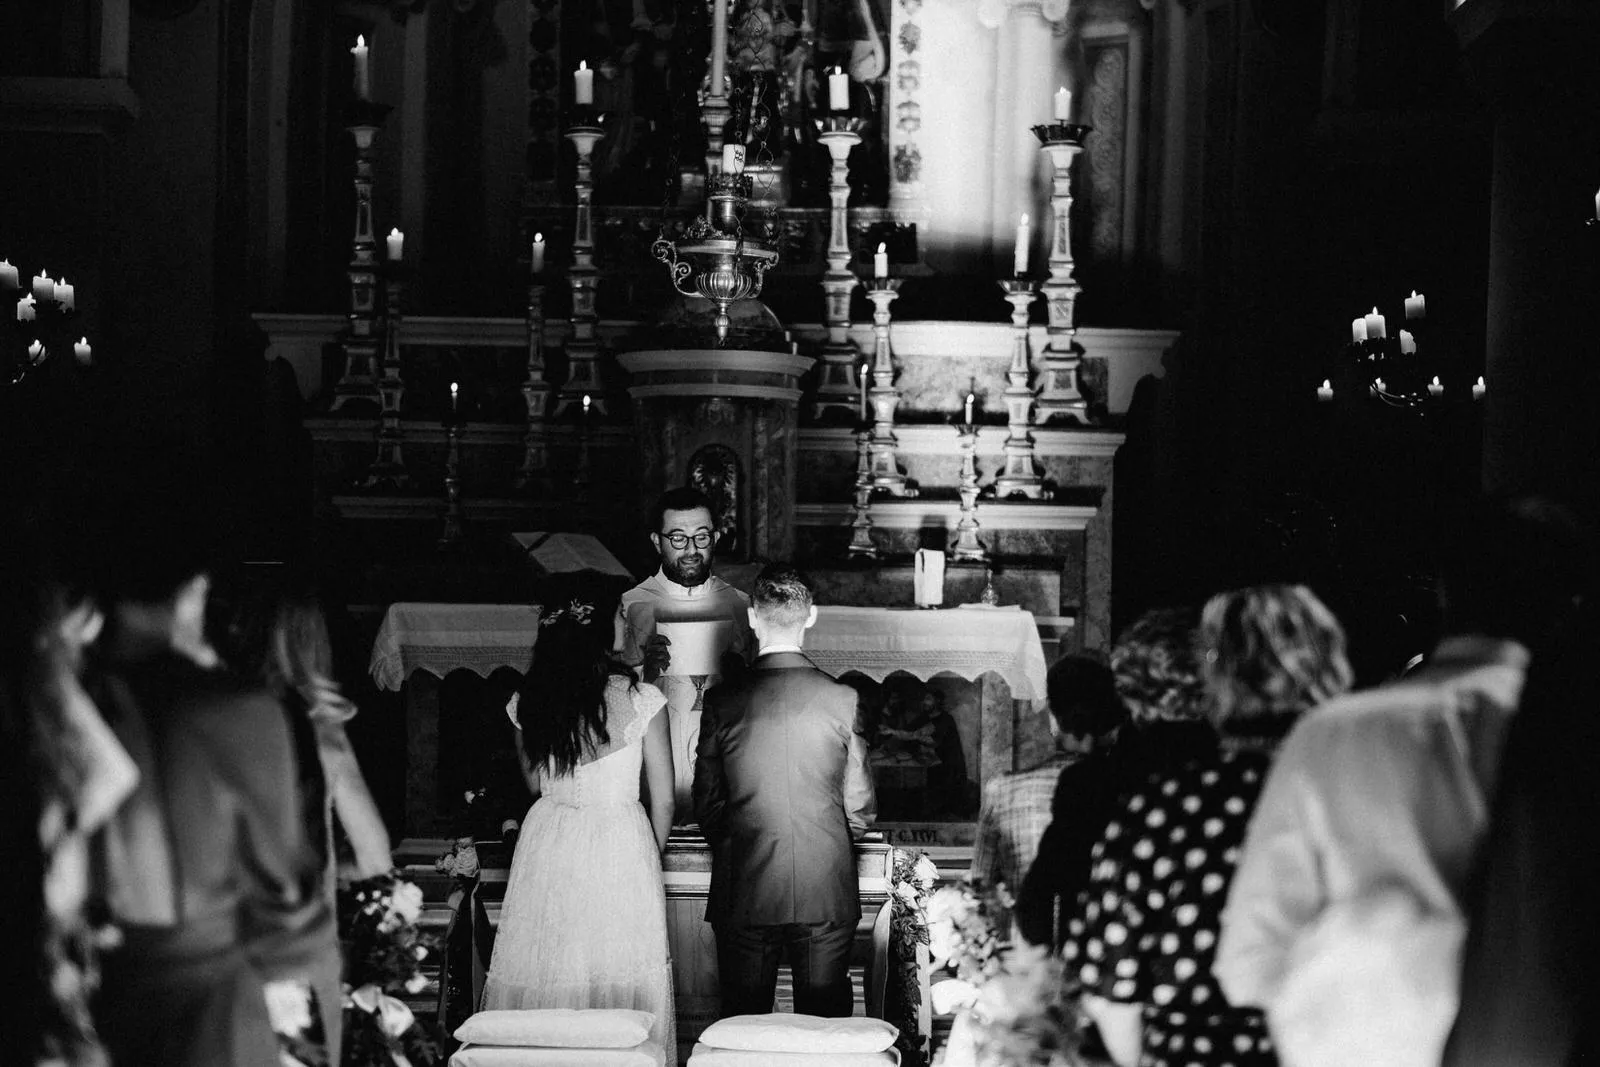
[687,1045,899,1067]
[453,1009,655,1049]
[696,1014,899,1054]
[450,1041,665,1067]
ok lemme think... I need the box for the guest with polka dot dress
[1064,585,1353,1067]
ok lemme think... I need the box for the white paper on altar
[655,619,733,677]
[914,548,946,607]
[510,531,631,577]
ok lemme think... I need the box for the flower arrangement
[966,945,1085,1067]
[886,848,939,1067]
[927,878,1012,999]
[338,872,441,1067]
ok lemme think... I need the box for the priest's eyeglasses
[661,530,714,549]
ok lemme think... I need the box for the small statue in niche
[687,443,743,559]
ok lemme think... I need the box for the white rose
[405,972,429,995]
[263,980,313,1036]
[388,881,425,925]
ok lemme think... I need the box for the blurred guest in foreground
[0,513,137,1067]
[212,573,394,1060]
[971,655,1121,920]
[1442,598,1598,1067]
[1068,585,1352,1067]
[85,502,335,1067]
[1016,608,1215,949]
[1217,497,1589,1067]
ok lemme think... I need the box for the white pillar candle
[1399,329,1416,355]
[859,363,869,422]
[32,271,54,302]
[873,242,888,279]
[1364,307,1386,340]
[964,392,975,424]
[1317,379,1334,402]
[1472,376,1486,400]
[450,381,460,412]
[710,0,728,97]
[531,233,546,274]
[828,67,850,111]
[1351,317,1367,343]
[1013,213,1031,276]
[0,259,18,289]
[1594,187,1599,220]
[54,278,74,310]
[386,228,404,260]
[1404,290,1426,320]
[1427,376,1443,397]
[16,294,36,321]
[1053,87,1072,122]
[721,143,745,174]
[351,36,370,100]
[74,337,92,365]
[574,61,594,105]
[582,393,592,416]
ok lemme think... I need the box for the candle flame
[533,232,544,242]
[450,381,459,397]
[1019,213,1029,226]
[1370,307,1379,315]
[579,60,588,71]
[1431,376,1441,386]
[1321,380,1331,389]
[1410,291,1420,299]
[582,394,592,410]
[876,242,886,253]
[355,35,365,48]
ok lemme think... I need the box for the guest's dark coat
[90,654,337,1067]
[692,650,877,926]
[1015,719,1216,947]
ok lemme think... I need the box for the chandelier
[3,260,93,386]
[1317,295,1484,410]
[651,168,779,344]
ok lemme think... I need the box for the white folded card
[655,619,733,676]
[913,548,945,608]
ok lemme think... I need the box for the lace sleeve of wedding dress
[624,680,668,746]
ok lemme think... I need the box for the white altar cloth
[369,602,1047,701]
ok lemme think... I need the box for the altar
[369,599,1051,840]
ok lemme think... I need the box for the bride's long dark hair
[516,594,634,776]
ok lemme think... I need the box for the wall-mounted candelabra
[810,115,865,420]
[1030,121,1092,424]
[1320,298,1485,410]
[554,119,606,417]
[331,99,392,412]
[950,423,988,561]
[514,280,552,491]
[864,278,914,496]
[3,263,92,386]
[993,279,1048,499]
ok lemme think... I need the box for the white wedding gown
[483,676,677,1063]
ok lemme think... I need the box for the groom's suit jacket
[692,650,877,926]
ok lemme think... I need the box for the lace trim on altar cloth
[803,649,1043,698]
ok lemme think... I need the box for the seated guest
[1068,585,1352,1067]
[85,501,335,1067]
[1,513,137,1067]
[1216,498,1588,1067]
[1015,609,1215,949]
[1443,600,1600,1067]
[969,656,1121,910]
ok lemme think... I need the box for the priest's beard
[663,552,711,587]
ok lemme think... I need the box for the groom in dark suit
[692,563,877,1018]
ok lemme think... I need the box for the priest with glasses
[616,487,753,820]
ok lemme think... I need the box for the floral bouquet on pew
[338,872,442,1067]
[887,849,940,1067]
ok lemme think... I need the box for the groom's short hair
[752,563,813,629]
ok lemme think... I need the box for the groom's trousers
[713,920,855,1018]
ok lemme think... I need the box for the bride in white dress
[483,597,677,1063]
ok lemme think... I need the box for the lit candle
[386,227,404,261]
[531,233,546,274]
[1317,379,1334,402]
[1404,290,1426,320]
[1364,306,1386,340]
[1427,375,1443,397]
[16,294,36,321]
[351,36,370,100]
[858,363,868,422]
[27,340,45,364]
[722,143,745,174]
[581,393,592,416]
[74,337,92,365]
[0,260,18,289]
[54,278,74,310]
[1472,376,1486,400]
[964,392,975,424]
[828,67,850,111]
[1399,329,1416,355]
[32,271,54,303]
[873,242,888,279]
[1374,377,1388,394]
[1351,317,1367,343]
[450,381,459,414]
[1593,186,1599,220]
[1014,213,1031,276]
[710,0,728,97]
[574,60,594,106]
[1053,87,1072,122]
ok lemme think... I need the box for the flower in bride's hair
[540,600,597,627]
